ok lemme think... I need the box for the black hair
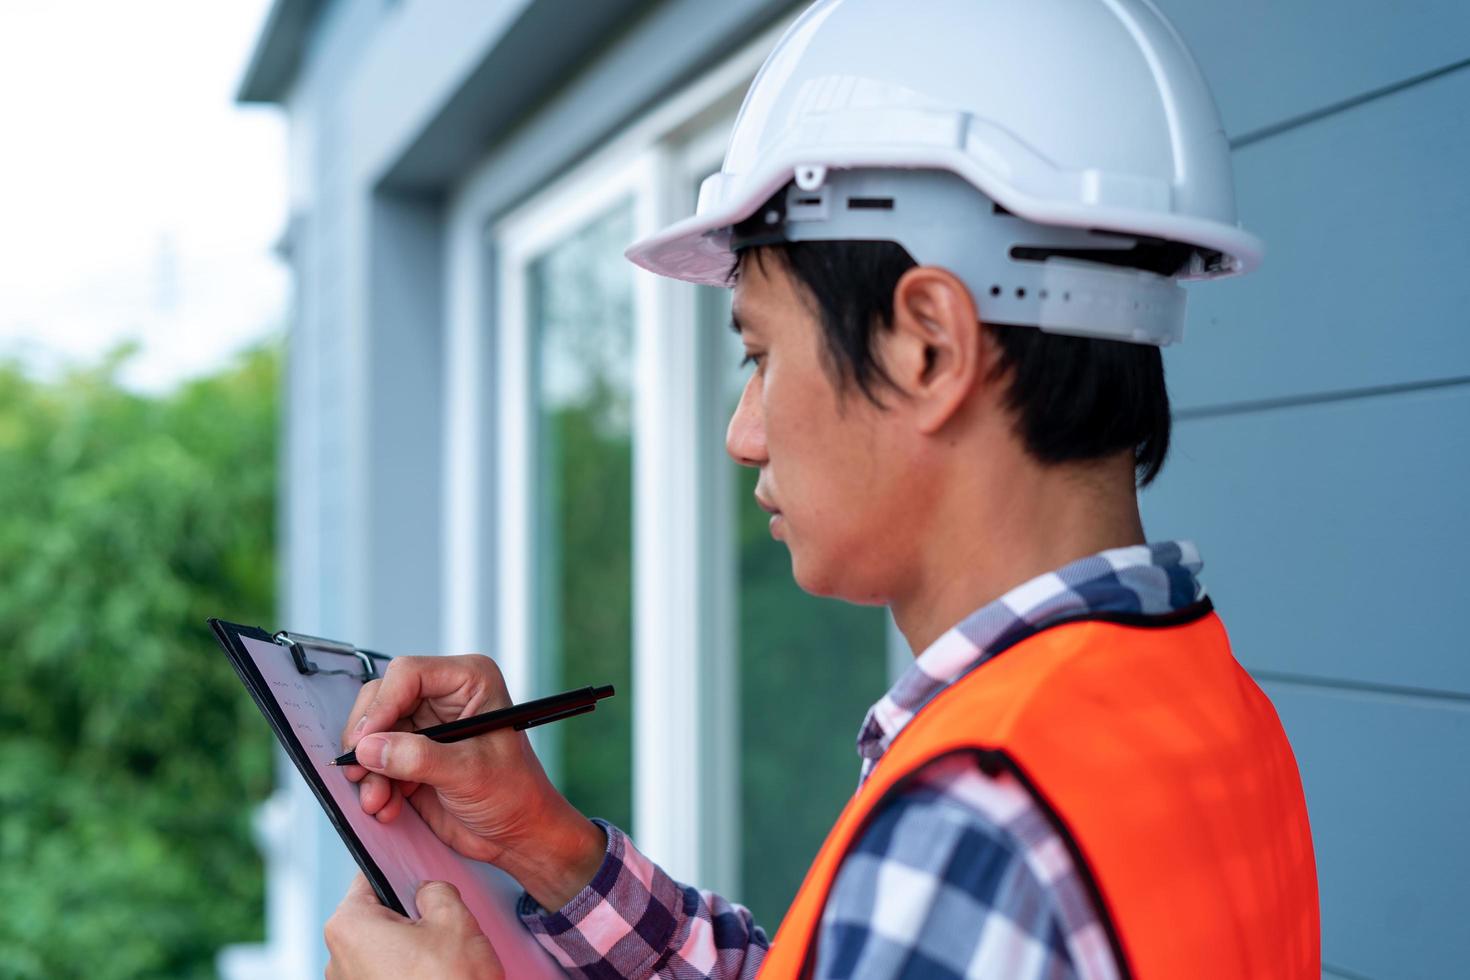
[728,195,1174,487]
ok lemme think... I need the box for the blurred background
[1,2,1467,979]
[1,2,286,977]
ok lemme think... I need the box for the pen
[328,684,615,767]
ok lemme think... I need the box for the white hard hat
[624,0,1260,346]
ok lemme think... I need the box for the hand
[324,874,502,980]
[339,654,606,910]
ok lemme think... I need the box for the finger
[353,731,467,788]
[376,783,406,823]
[356,657,452,738]
[415,880,479,933]
[340,872,380,907]
[340,873,408,923]
[358,772,392,815]
[360,656,509,740]
[341,678,382,749]
[370,721,420,793]
[343,687,440,781]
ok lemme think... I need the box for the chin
[789,556,836,598]
[784,537,830,596]
[788,545,884,605]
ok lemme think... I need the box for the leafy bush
[0,345,278,979]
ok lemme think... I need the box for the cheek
[765,380,910,597]
[770,384,884,522]
[761,371,836,482]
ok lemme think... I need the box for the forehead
[730,249,803,331]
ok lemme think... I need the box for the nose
[725,372,767,468]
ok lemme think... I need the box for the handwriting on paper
[269,677,338,755]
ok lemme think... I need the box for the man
[324,1,1319,977]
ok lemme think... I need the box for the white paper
[240,636,565,976]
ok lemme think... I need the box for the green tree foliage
[550,397,635,833]
[529,202,637,834]
[0,345,278,979]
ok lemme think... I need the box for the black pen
[328,684,615,767]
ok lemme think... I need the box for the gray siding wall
[1146,4,1470,978]
[285,0,392,639]
[273,0,1468,975]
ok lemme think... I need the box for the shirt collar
[856,540,1206,779]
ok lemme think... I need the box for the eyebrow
[729,309,745,335]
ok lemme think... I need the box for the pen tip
[326,761,337,767]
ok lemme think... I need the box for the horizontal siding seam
[1230,54,1470,150]
[1253,670,1470,707]
[1175,375,1470,422]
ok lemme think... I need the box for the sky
[0,0,286,391]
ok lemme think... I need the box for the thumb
[354,732,459,786]
[338,872,384,909]
[415,880,477,930]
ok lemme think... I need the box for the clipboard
[209,619,564,976]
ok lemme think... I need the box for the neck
[890,453,1146,655]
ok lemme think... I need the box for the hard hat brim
[626,143,1264,287]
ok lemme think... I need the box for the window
[494,162,658,836]
[526,201,637,828]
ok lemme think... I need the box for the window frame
[459,9,839,895]
[492,157,659,712]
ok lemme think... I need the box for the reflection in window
[527,202,636,832]
[699,283,889,930]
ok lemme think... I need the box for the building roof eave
[236,0,325,104]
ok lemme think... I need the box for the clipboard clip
[273,631,390,683]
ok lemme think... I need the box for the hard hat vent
[733,168,1194,345]
[1009,238,1200,278]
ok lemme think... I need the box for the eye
[740,351,766,371]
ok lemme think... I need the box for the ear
[881,266,995,435]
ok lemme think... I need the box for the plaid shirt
[520,541,1206,979]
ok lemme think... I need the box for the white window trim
[492,140,736,888]
[445,10,806,898]
[471,18,790,896]
[493,155,660,710]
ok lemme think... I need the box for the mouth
[754,490,785,538]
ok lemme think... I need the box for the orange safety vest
[760,603,1319,979]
